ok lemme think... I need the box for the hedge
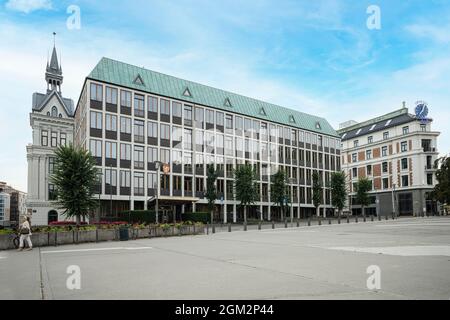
[182,212,209,223]
[119,210,157,224]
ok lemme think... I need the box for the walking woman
[18,216,33,251]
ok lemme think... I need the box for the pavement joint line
[38,247,45,300]
[149,243,411,299]
[40,246,153,254]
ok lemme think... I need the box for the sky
[0,0,449,192]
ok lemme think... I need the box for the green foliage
[355,177,372,208]
[119,210,157,224]
[182,212,209,223]
[50,144,99,225]
[271,169,288,209]
[330,171,347,211]
[433,156,450,204]
[312,171,323,209]
[0,229,14,235]
[234,164,258,207]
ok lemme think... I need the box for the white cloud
[5,0,52,14]
[405,23,450,44]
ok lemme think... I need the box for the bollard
[272,220,275,229]
[296,220,299,227]
[363,215,366,222]
[244,222,247,231]
[338,217,341,224]
[371,215,374,222]
[355,216,358,223]
[308,218,311,226]
[284,219,288,228]
[212,224,216,234]
[378,214,381,221]
[258,222,261,230]
[318,216,322,226]
[385,214,388,221]
[347,216,350,224]
[228,223,231,232]
[328,218,331,225]
[392,212,395,220]
[206,223,209,235]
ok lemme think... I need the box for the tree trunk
[339,209,342,219]
[244,206,247,224]
[316,206,320,217]
[362,206,365,219]
[76,215,81,226]
[210,209,214,225]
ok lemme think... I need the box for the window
[120,171,131,188]
[147,172,156,189]
[41,130,48,146]
[172,101,182,118]
[427,173,433,185]
[402,175,409,187]
[401,158,408,170]
[105,114,117,131]
[352,167,357,178]
[51,132,58,147]
[134,120,144,142]
[160,99,170,116]
[120,117,131,134]
[383,132,389,140]
[383,178,389,189]
[352,153,357,162]
[90,111,102,129]
[48,157,55,174]
[382,146,387,157]
[205,109,214,126]
[105,169,117,187]
[148,96,158,113]
[160,149,170,164]
[51,106,58,117]
[421,124,427,132]
[354,140,359,147]
[120,143,131,160]
[216,112,224,127]
[148,121,157,138]
[105,141,117,159]
[402,126,409,135]
[366,150,372,160]
[134,94,145,117]
[184,129,192,150]
[89,139,102,157]
[382,162,388,173]
[120,90,131,107]
[368,136,373,144]
[195,107,204,128]
[235,116,243,132]
[160,124,170,140]
[184,105,193,126]
[148,147,157,163]
[225,114,233,130]
[367,165,372,176]
[134,146,144,169]
[48,184,57,200]
[225,136,233,156]
[134,172,144,196]
[401,141,408,152]
[60,133,66,146]
[106,87,117,104]
[90,83,103,101]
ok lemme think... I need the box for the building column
[223,203,227,224]
[233,203,237,223]
[260,204,263,221]
[268,205,271,221]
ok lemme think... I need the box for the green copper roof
[88,57,338,137]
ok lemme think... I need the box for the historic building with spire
[26,40,75,225]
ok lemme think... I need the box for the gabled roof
[86,57,338,137]
[32,90,74,116]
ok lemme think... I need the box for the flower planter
[57,231,75,245]
[97,228,116,242]
[77,230,97,243]
[0,234,15,250]
[31,233,50,247]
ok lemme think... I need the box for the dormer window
[133,74,145,86]
[224,98,232,108]
[356,128,362,135]
[385,119,392,126]
[289,115,296,124]
[369,124,376,131]
[183,87,192,97]
[315,121,321,130]
[259,107,267,116]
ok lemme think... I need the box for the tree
[205,164,219,224]
[355,177,372,218]
[234,164,258,224]
[50,144,99,225]
[433,156,450,206]
[330,171,347,218]
[312,171,323,217]
[271,169,288,221]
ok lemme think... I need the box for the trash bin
[119,226,129,241]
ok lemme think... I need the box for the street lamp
[287,178,296,223]
[154,161,163,224]
[392,183,396,218]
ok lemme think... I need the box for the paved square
[1,217,450,299]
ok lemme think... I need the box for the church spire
[45,32,63,93]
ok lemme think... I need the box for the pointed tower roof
[47,46,62,75]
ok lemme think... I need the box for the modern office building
[338,105,440,216]
[0,181,26,226]
[25,44,75,225]
[74,57,341,222]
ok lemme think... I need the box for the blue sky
[0,0,449,191]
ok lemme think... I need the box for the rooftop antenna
[53,32,56,47]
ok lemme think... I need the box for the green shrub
[0,229,14,235]
[183,212,209,223]
[118,210,157,224]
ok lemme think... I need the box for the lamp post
[154,161,163,224]
[392,183,396,218]
[110,164,113,219]
[287,178,295,224]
